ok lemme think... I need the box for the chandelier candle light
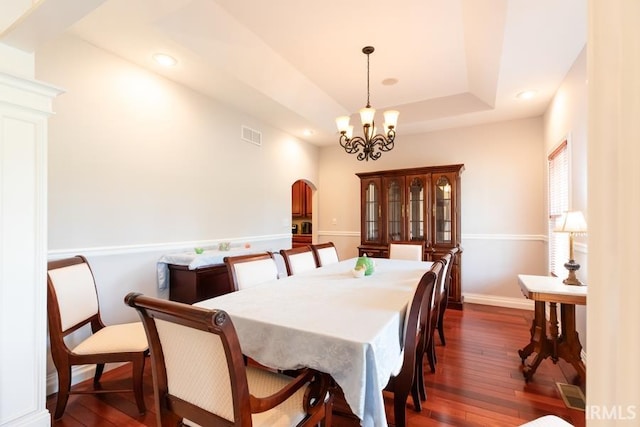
[336,46,399,161]
[554,210,588,286]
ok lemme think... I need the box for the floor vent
[556,382,586,411]
[241,125,262,146]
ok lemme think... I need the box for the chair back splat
[47,255,147,420]
[224,252,280,292]
[125,293,332,427]
[310,242,340,267]
[388,241,426,261]
[280,246,318,276]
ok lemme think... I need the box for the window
[548,140,569,276]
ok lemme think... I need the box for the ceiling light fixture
[152,53,177,67]
[336,46,399,161]
[516,90,537,100]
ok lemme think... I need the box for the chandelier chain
[366,50,371,108]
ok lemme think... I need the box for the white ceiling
[2,0,587,146]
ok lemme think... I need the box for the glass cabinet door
[385,177,404,241]
[407,176,427,241]
[363,179,381,242]
[434,174,453,244]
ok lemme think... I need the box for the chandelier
[336,46,399,161]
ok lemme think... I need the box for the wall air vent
[241,125,262,146]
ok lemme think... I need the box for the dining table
[195,257,433,427]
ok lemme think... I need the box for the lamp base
[563,259,584,286]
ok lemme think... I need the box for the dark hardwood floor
[46,303,585,426]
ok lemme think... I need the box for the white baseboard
[463,293,534,310]
[47,363,125,396]
[1,410,51,427]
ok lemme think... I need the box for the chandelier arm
[339,133,363,154]
[370,133,395,152]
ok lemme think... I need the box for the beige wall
[587,1,640,422]
[318,116,547,305]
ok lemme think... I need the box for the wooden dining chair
[224,252,280,291]
[388,241,425,261]
[383,260,442,426]
[270,251,291,278]
[125,293,333,427]
[46,255,148,419]
[436,247,459,346]
[280,246,318,275]
[310,242,340,267]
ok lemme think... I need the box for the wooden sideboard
[168,263,233,304]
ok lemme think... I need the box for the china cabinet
[356,164,464,309]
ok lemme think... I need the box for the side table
[517,274,587,384]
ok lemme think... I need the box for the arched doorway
[291,179,313,247]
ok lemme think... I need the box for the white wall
[544,47,588,352]
[35,34,320,392]
[0,43,59,427]
[318,116,547,306]
[39,35,319,250]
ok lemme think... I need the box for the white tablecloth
[156,247,257,289]
[196,257,432,427]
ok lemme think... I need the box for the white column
[0,66,63,426]
[587,0,640,425]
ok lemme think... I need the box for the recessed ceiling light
[516,90,537,100]
[382,78,398,86]
[303,129,314,137]
[153,53,177,67]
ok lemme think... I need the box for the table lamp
[554,210,587,285]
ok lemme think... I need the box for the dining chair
[224,252,280,291]
[519,415,573,426]
[383,260,442,426]
[125,293,333,427]
[280,246,318,275]
[269,251,289,279]
[388,241,425,261]
[413,251,456,406]
[310,242,340,267]
[436,247,459,346]
[46,255,148,420]
[426,251,453,372]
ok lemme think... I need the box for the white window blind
[548,141,569,276]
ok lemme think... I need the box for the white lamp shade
[346,125,354,139]
[336,116,351,133]
[555,211,587,233]
[359,107,376,127]
[383,110,399,129]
